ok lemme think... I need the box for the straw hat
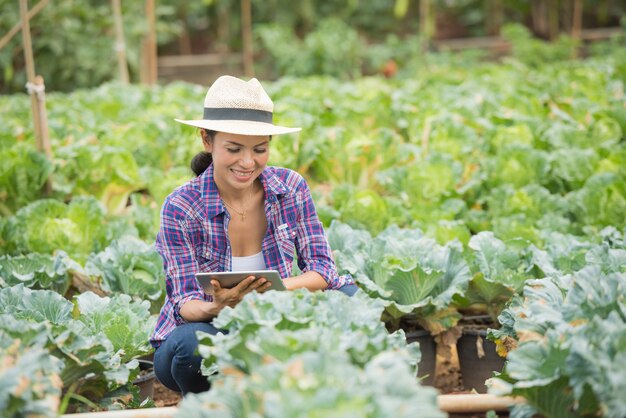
[175,75,301,136]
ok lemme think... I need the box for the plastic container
[132,359,156,401]
[457,329,505,393]
[405,329,436,386]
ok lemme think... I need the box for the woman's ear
[200,129,213,152]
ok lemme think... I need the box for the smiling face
[203,131,270,195]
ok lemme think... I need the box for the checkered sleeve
[155,197,206,324]
[294,177,354,290]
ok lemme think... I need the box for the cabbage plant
[196,290,419,377]
[178,351,444,418]
[328,221,470,334]
[490,266,626,418]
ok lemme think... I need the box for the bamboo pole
[419,0,434,53]
[571,0,583,39]
[61,407,177,418]
[177,0,192,55]
[438,394,524,413]
[59,395,524,417]
[20,0,52,194]
[485,0,503,36]
[241,0,254,77]
[145,0,157,85]
[531,0,548,38]
[32,75,52,159]
[0,0,48,51]
[548,0,559,41]
[111,0,130,84]
[20,0,41,148]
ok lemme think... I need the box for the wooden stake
[0,0,48,51]
[20,0,41,146]
[145,0,157,85]
[419,0,434,53]
[531,0,548,38]
[241,0,254,77]
[548,0,559,41]
[20,0,52,194]
[438,394,524,413]
[486,0,503,36]
[58,396,524,417]
[111,0,129,84]
[572,0,583,39]
[33,75,52,160]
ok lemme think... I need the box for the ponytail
[190,152,212,176]
[190,129,217,176]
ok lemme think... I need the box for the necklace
[221,186,254,221]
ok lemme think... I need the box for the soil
[152,380,182,407]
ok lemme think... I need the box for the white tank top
[231,251,266,271]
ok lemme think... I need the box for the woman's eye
[254,148,267,154]
[226,148,240,153]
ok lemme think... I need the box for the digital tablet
[196,270,286,293]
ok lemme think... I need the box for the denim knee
[154,322,222,394]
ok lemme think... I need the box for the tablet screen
[196,270,286,293]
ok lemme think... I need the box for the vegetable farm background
[1,1,626,417]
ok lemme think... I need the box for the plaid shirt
[150,164,353,347]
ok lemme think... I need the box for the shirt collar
[201,164,289,219]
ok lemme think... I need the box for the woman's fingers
[235,275,258,292]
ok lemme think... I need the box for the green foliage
[55,144,143,215]
[0,285,153,413]
[0,1,184,92]
[460,232,534,321]
[328,221,470,334]
[75,292,155,363]
[0,252,74,295]
[502,24,579,67]
[178,351,444,418]
[0,332,63,418]
[197,290,419,376]
[256,18,362,78]
[0,143,53,216]
[491,265,626,418]
[84,236,165,309]
[2,197,109,262]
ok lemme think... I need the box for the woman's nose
[239,151,254,167]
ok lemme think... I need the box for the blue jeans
[154,322,221,394]
[153,284,359,394]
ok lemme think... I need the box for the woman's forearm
[179,299,223,322]
[284,270,328,291]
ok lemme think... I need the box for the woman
[150,75,356,394]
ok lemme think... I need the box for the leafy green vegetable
[460,232,534,321]
[328,221,470,334]
[178,351,444,418]
[490,266,626,418]
[0,332,63,418]
[0,285,153,412]
[0,143,53,216]
[54,144,143,215]
[0,252,74,295]
[197,290,419,376]
[84,236,165,308]
[76,292,155,363]
[2,197,109,262]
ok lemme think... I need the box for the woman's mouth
[231,168,254,180]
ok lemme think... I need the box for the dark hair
[190,129,217,176]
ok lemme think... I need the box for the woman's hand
[212,275,272,309]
